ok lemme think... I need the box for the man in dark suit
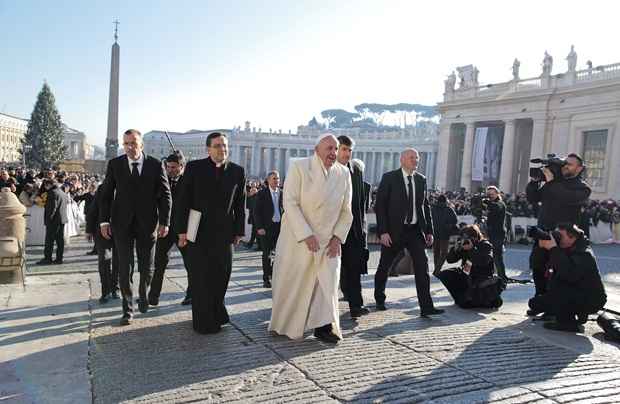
[374,148,444,317]
[99,129,172,325]
[336,135,371,318]
[253,170,283,288]
[85,183,122,304]
[37,179,68,265]
[176,132,246,334]
[148,151,192,306]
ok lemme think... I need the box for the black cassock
[175,157,246,334]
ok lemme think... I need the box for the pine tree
[21,82,66,168]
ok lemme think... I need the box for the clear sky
[1,0,619,147]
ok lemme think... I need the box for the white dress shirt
[127,152,144,175]
[402,168,417,225]
[270,187,281,223]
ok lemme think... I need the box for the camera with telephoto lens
[529,154,567,182]
[527,226,561,243]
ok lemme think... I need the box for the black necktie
[131,162,139,179]
[406,175,414,224]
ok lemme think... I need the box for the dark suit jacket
[167,174,183,234]
[346,161,368,246]
[175,157,246,245]
[375,169,433,244]
[44,185,68,226]
[86,187,114,249]
[99,154,171,233]
[253,187,284,231]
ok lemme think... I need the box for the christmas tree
[22,82,65,168]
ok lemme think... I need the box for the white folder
[186,209,202,242]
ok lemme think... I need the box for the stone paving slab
[2,240,620,403]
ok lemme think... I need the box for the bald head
[400,148,419,174]
[314,135,339,168]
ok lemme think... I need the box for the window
[582,129,608,189]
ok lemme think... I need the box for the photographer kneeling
[438,225,504,309]
[528,223,607,332]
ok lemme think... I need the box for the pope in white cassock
[269,134,353,343]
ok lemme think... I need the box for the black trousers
[113,220,156,315]
[341,236,365,309]
[530,243,550,296]
[375,225,434,311]
[432,239,450,274]
[490,238,507,279]
[44,223,65,261]
[529,290,602,323]
[186,241,232,334]
[260,222,280,282]
[95,236,122,297]
[149,233,190,301]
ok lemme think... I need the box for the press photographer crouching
[438,225,505,309]
[528,223,607,332]
[526,153,591,298]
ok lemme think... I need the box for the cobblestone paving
[9,239,620,403]
[83,246,620,403]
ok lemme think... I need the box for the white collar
[401,168,416,179]
[128,153,144,165]
[269,186,278,193]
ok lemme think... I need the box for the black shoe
[313,329,341,344]
[577,313,589,324]
[52,259,63,265]
[421,308,444,318]
[492,298,503,308]
[350,307,371,318]
[86,250,98,256]
[432,270,441,278]
[119,313,132,326]
[137,299,149,314]
[543,321,583,333]
[526,309,542,316]
[36,259,52,265]
[388,272,399,277]
[148,296,159,306]
[263,280,272,288]
[376,303,387,311]
[99,295,109,304]
[181,296,192,306]
[111,291,120,299]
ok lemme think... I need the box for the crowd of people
[0,133,611,340]
[1,165,102,262]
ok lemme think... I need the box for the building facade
[144,122,439,186]
[436,49,620,199]
[62,124,91,160]
[0,113,28,163]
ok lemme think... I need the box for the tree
[22,82,65,168]
[320,109,360,128]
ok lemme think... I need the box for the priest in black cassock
[176,132,246,334]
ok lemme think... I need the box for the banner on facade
[472,127,488,182]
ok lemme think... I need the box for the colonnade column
[435,122,452,190]
[499,120,516,193]
[460,122,476,191]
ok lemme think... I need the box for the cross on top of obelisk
[113,19,120,42]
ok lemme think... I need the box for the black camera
[527,226,561,242]
[529,154,567,181]
[469,193,488,220]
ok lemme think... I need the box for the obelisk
[105,20,120,160]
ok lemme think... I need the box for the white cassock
[269,154,353,340]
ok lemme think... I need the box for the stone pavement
[1,238,620,403]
